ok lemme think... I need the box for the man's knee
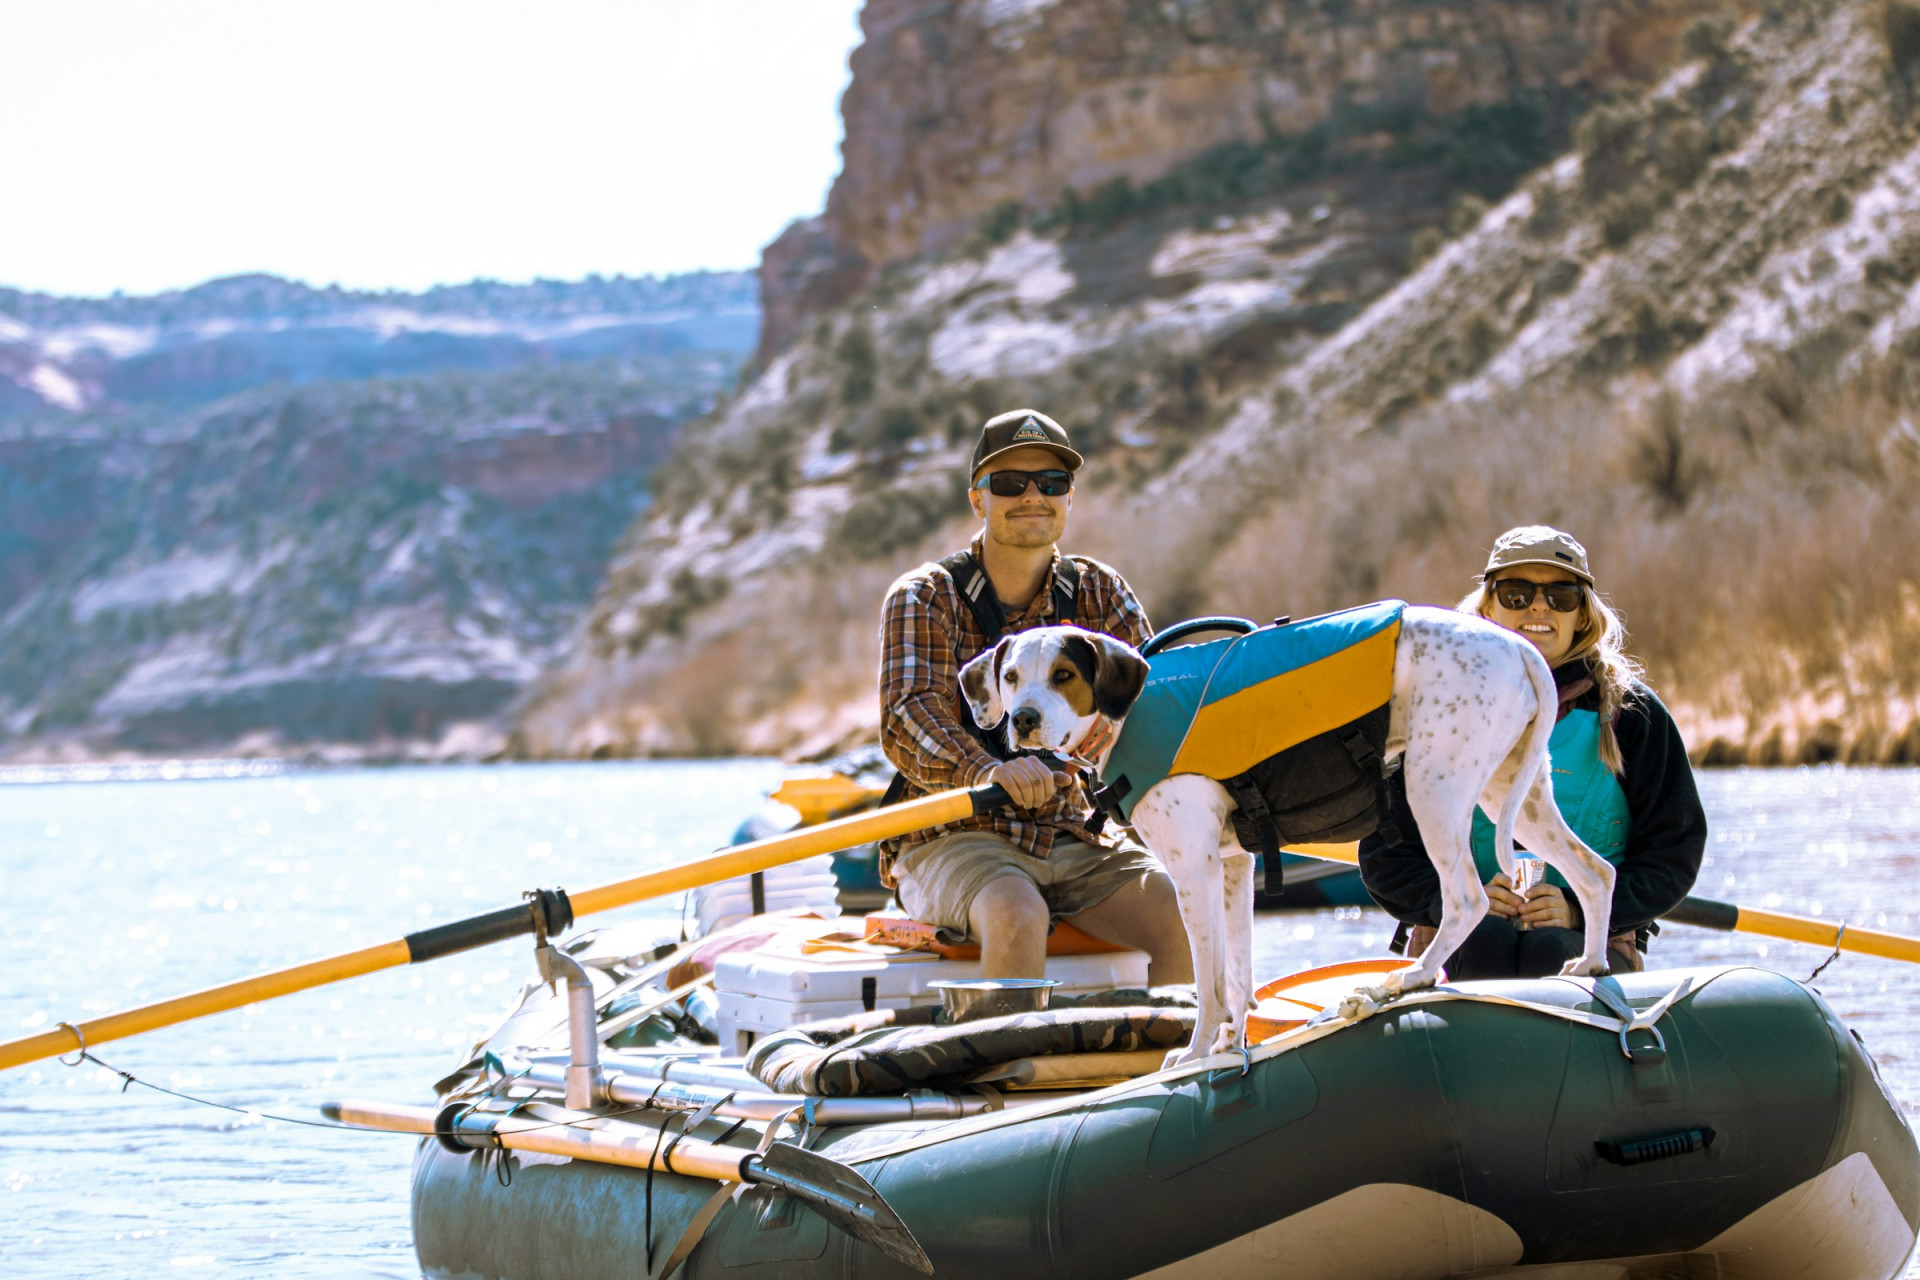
[969,875,1049,942]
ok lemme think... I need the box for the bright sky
[0,1,864,297]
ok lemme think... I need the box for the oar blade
[750,1141,932,1274]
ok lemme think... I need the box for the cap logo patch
[1555,552,1573,562]
[1011,416,1050,442]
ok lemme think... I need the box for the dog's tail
[1493,641,1558,879]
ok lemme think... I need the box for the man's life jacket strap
[937,549,1080,643]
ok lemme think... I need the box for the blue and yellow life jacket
[1095,602,1405,874]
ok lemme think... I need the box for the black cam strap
[1085,775,1131,837]
[1342,727,1403,850]
[1226,774,1285,898]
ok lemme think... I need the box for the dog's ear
[1083,631,1149,719]
[958,638,1010,727]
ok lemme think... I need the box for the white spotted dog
[958,609,1617,1068]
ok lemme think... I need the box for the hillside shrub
[833,483,955,559]
[1883,0,1920,67]
[837,323,877,406]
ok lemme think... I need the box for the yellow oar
[0,782,1010,1073]
[1661,897,1920,964]
[1281,842,1920,964]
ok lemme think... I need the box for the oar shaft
[1283,850,1920,966]
[1,782,1010,1073]
[1665,896,1920,964]
[0,940,411,1072]
[568,785,998,917]
[323,1098,745,1181]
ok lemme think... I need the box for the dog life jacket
[1094,601,1405,896]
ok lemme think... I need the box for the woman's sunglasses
[1490,579,1586,613]
[973,468,1074,498]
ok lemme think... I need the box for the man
[878,409,1192,982]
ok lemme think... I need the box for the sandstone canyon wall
[522,0,1920,766]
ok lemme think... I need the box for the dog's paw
[1559,956,1610,978]
[1335,991,1379,1020]
[1206,1022,1243,1058]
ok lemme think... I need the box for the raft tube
[412,964,1919,1279]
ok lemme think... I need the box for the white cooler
[712,935,1150,1054]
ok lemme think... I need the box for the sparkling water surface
[2,762,1917,1277]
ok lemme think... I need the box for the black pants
[1444,915,1590,980]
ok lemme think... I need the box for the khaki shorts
[891,829,1165,941]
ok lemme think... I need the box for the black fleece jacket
[1357,661,1708,942]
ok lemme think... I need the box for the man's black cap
[970,409,1084,476]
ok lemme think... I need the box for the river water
[1,762,1916,1278]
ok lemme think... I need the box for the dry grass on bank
[1122,355,1920,763]
[529,352,1919,766]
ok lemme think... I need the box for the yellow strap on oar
[0,782,1009,1074]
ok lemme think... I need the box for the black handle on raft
[970,784,1013,814]
[1595,1126,1716,1166]
[1661,896,1740,932]
[1141,616,1258,658]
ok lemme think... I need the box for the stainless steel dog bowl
[929,978,1060,1022]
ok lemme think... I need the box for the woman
[1358,526,1707,978]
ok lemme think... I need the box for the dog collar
[1067,714,1118,769]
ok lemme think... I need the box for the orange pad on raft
[863,911,1131,960]
[1244,957,1422,1045]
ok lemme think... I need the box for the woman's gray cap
[1482,525,1594,584]
[971,409,1084,476]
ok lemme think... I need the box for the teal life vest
[1470,707,1631,887]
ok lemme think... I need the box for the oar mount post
[532,940,607,1109]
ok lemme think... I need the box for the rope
[52,1048,655,1142]
[1806,924,1848,984]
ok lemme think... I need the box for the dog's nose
[1011,706,1042,739]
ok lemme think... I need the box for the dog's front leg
[1132,776,1238,1069]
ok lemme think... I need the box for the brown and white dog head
[958,625,1149,757]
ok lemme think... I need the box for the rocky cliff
[757,0,1728,358]
[0,274,754,760]
[522,0,1920,766]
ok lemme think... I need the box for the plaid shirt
[878,532,1153,878]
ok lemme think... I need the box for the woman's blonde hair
[1459,577,1642,775]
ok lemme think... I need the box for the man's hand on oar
[0,781,1013,1073]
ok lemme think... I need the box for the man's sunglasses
[972,468,1074,498]
[1490,579,1585,613]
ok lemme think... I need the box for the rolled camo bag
[745,1005,1196,1096]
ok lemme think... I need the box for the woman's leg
[1515,926,1587,978]
[1437,914,1525,979]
